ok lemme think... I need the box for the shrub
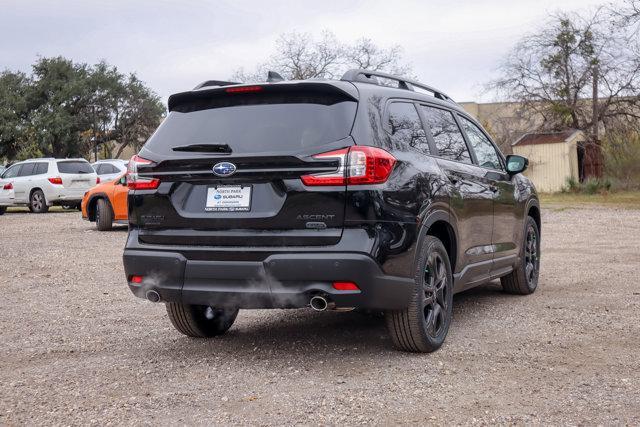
[563,176,612,194]
[603,133,640,190]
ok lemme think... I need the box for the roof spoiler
[168,81,358,112]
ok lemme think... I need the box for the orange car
[81,174,128,230]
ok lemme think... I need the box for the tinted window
[107,164,120,173]
[18,163,36,177]
[3,164,21,178]
[145,94,357,155]
[421,106,471,164]
[387,102,429,152]
[459,116,503,170]
[34,163,48,175]
[57,161,94,174]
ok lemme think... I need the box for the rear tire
[385,235,454,353]
[95,198,113,231]
[29,190,49,213]
[501,216,540,295]
[166,303,238,337]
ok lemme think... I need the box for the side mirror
[505,155,528,175]
[119,176,127,186]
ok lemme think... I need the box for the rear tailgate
[130,82,359,247]
[56,161,98,196]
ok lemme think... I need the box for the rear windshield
[143,94,357,155]
[57,161,94,174]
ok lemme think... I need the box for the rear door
[56,160,97,197]
[130,82,358,247]
[419,105,495,286]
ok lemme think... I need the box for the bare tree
[612,0,640,31]
[231,30,412,82]
[344,38,412,76]
[489,9,640,143]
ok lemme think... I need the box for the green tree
[0,71,31,160]
[0,56,165,162]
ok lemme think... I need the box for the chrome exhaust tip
[146,290,161,303]
[310,295,329,311]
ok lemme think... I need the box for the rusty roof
[512,130,581,146]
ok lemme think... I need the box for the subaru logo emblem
[212,162,236,177]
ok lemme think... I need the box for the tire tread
[386,235,453,353]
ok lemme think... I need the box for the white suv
[92,159,128,183]
[0,158,98,214]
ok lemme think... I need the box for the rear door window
[144,92,357,156]
[18,163,35,177]
[421,106,472,164]
[34,163,49,175]
[57,161,94,174]
[387,102,429,153]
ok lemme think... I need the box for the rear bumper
[123,249,414,310]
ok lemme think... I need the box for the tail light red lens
[127,155,160,190]
[129,275,144,284]
[96,177,101,184]
[2,182,13,190]
[48,177,63,185]
[301,146,396,186]
[332,281,360,291]
[300,148,348,186]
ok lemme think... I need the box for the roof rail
[340,69,456,104]
[193,80,241,90]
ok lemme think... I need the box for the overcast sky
[1,0,610,103]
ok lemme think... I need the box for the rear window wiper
[172,143,232,154]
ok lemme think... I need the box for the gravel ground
[0,205,639,425]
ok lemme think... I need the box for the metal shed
[512,130,587,193]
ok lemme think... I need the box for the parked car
[0,158,98,214]
[81,174,128,230]
[92,159,128,183]
[122,70,540,352]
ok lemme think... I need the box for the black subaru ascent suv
[123,70,540,352]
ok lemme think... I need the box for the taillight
[2,182,13,190]
[48,177,63,185]
[96,177,101,184]
[129,275,144,284]
[300,148,348,186]
[301,146,396,186]
[127,155,160,190]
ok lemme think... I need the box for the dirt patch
[0,207,638,424]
